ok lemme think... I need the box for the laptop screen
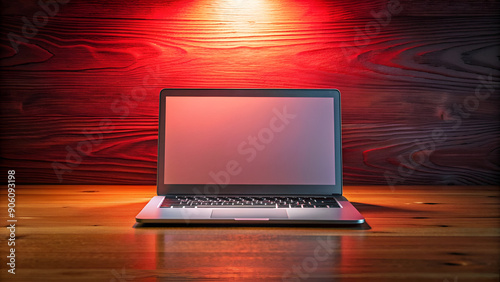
[163,96,336,186]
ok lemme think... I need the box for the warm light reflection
[153,232,348,279]
[146,0,340,85]
[152,0,333,30]
[221,0,271,20]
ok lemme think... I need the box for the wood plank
[2,0,498,21]
[0,0,498,185]
[0,17,498,117]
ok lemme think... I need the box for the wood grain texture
[0,0,499,185]
[0,185,498,281]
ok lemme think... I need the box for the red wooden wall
[1,0,499,185]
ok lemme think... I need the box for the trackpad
[211,209,288,219]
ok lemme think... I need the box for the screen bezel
[157,89,343,196]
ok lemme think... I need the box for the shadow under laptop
[133,221,372,229]
[350,202,421,213]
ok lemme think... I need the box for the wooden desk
[1,185,499,281]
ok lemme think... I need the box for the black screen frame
[157,89,343,196]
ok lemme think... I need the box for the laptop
[136,89,365,224]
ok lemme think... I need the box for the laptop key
[320,202,340,208]
[196,205,276,208]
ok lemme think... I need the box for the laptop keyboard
[160,196,341,208]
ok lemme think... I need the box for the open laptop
[136,89,365,224]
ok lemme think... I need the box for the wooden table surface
[1,185,499,281]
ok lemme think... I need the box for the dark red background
[1,0,499,185]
